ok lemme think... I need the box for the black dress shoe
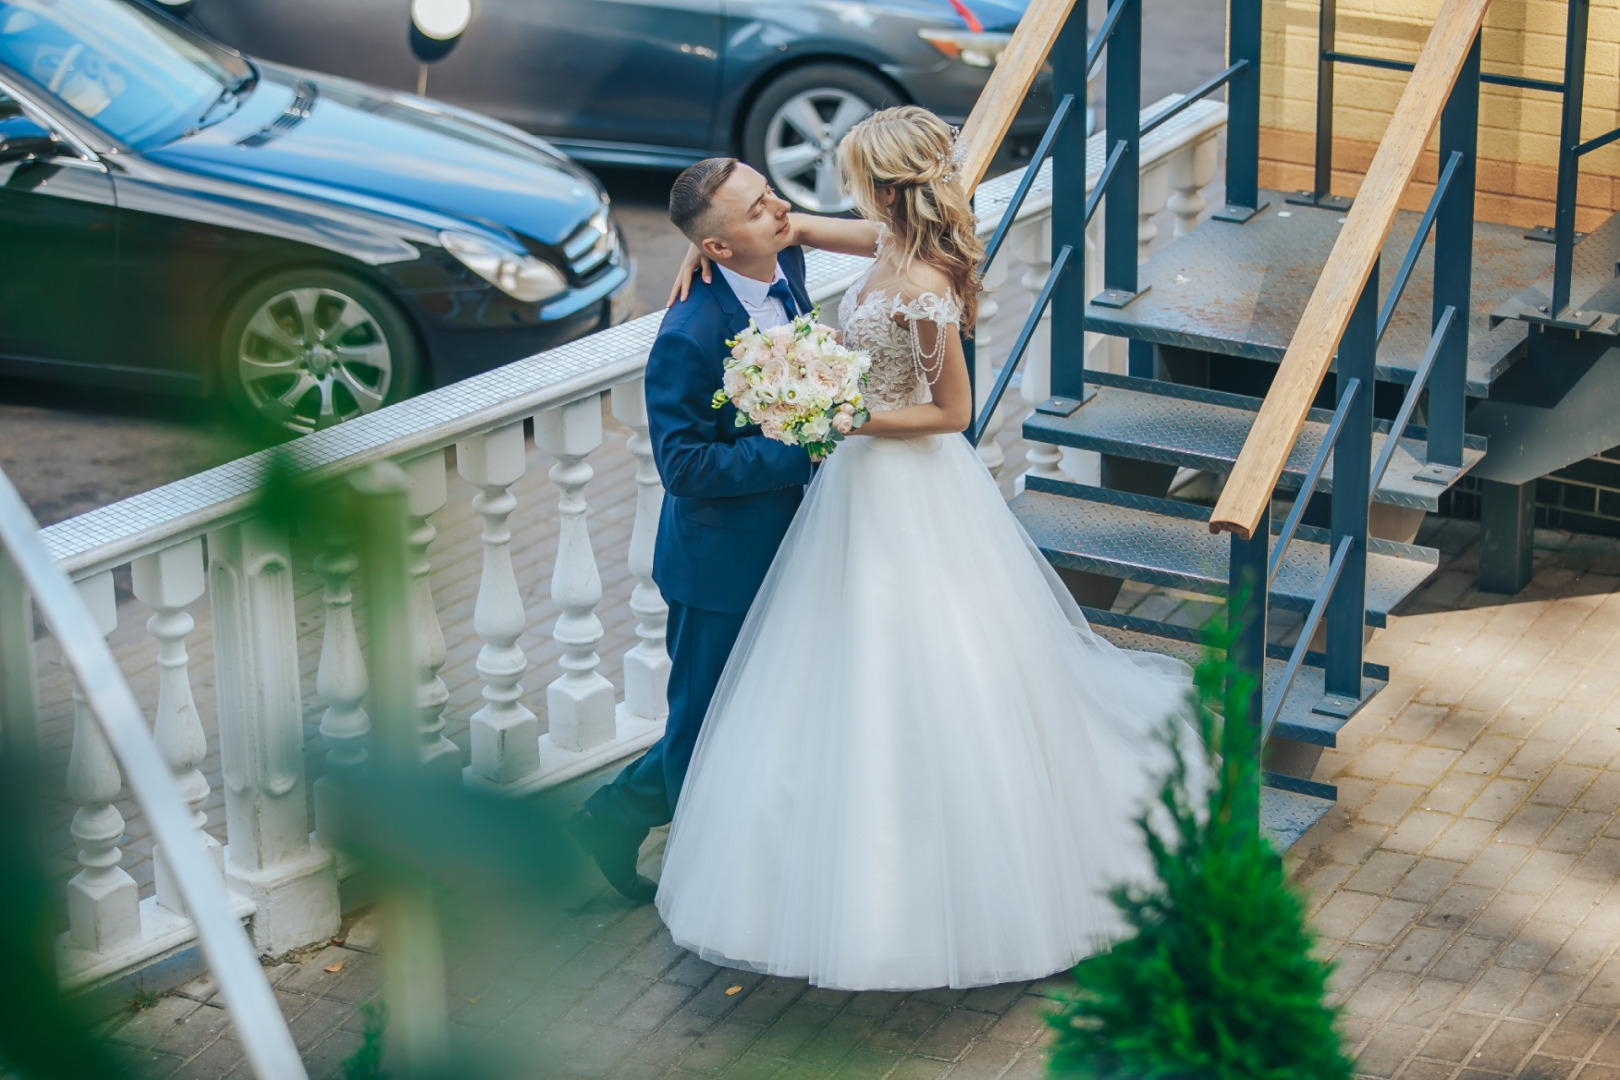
[565,808,658,903]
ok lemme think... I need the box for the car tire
[743,64,904,215]
[220,268,421,437]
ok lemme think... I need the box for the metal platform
[1084,192,1552,396]
[1024,372,1487,511]
[1493,209,1620,334]
[1261,784,1337,850]
[1013,479,1439,627]
[1083,608,1386,747]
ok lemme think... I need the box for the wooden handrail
[955,0,1080,194]
[1209,0,1491,540]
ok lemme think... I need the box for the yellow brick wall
[1256,0,1620,230]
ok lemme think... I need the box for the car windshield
[0,0,250,149]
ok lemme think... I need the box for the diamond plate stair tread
[1085,620,1380,747]
[1261,785,1335,851]
[1024,376,1484,510]
[1083,192,1551,396]
[1494,208,1620,333]
[1013,487,1437,627]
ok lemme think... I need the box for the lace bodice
[837,250,963,412]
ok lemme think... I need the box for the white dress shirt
[717,262,794,330]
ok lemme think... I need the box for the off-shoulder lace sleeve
[889,290,963,386]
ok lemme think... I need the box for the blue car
[176,0,1050,214]
[0,0,635,434]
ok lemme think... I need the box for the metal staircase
[958,0,1620,848]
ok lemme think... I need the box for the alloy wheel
[764,88,872,214]
[235,287,394,434]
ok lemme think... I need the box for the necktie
[766,277,801,321]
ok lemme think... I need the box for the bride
[656,106,1201,991]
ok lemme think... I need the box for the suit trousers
[583,598,748,833]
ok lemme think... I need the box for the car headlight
[439,230,568,302]
[917,28,1012,67]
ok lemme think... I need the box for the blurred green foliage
[0,755,125,1079]
[1047,613,1353,1080]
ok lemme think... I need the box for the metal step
[1014,478,1438,627]
[1081,607,1387,747]
[1083,192,1551,396]
[1494,207,1620,334]
[1024,371,1487,510]
[1261,783,1336,851]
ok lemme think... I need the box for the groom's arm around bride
[571,158,813,902]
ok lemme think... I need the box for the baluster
[1137,159,1171,263]
[1015,217,1066,485]
[402,452,459,775]
[536,396,616,752]
[610,379,670,727]
[973,251,1011,473]
[457,423,540,785]
[1167,134,1220,237]
[131,539,221,916]
[64,570,140,954]
[306,514,367,854]
[209,517,339,953]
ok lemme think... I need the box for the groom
[569,158,815,901]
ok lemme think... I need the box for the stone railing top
[39,95,1224,580]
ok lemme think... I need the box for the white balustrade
[209,518,339,953]
[402,451,460,776]
[1168,133,1220,237]
[1015,218,1067,486]
[535,396,615,754]
[611,379,671,728]
[1137,157,1172,265]
[307,515,368,856]
[974,251,1011,474]
[131,538,220,916]
[64,570,139,953]
[458,422,540,788]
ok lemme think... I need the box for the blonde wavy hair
[838,106,985,332]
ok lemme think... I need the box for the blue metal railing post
[1429,32,1479,472]
[1216,0,1267,222]
[1324,260,1377,705]
[1049,7,1092,405]
[1286,0,1351,211]
[1313,0,1336,201]
[1552,0,1590,318]
[1095,0,1143,309]
[1227,503,1270,808]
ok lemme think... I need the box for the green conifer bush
[1047,623,1353,1080]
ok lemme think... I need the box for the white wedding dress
[654,255,1204,991]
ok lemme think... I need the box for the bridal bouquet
[711,307,871,458]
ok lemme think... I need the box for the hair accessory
[938,126,968,182]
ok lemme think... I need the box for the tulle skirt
[655,431,1202,990]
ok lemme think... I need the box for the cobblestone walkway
[85,521,1620,1080]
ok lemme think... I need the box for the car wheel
[220,268,420,437]
[743,64,903,215]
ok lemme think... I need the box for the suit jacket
[648,246,815,613]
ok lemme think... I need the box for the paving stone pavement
[78,519,1620,1080]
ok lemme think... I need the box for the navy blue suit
[585,247,814,832]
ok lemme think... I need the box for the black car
[0,0,635,434]
[175,0,1050,214]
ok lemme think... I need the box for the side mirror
[0,115,58,164]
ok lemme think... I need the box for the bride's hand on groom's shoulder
[667,244,714,307]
